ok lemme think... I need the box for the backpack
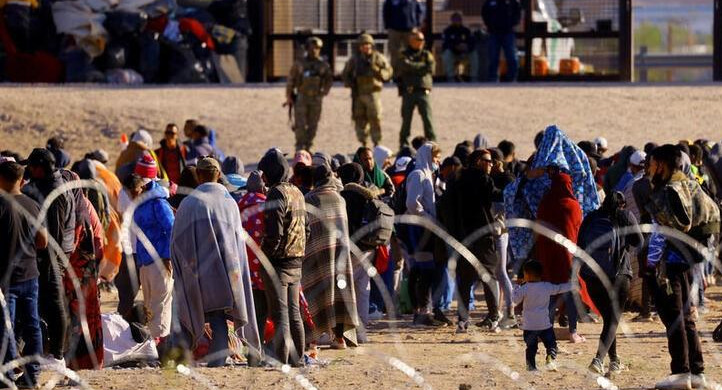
[579,212,625,281]
[357,198,395,251]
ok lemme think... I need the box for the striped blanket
[302,181,360,344]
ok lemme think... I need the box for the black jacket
[482,0,522,35]
[383,0,422,31]
[22,170,76,255]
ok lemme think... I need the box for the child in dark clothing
[513,261,572,371]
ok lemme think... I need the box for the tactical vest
[298,59,327,97]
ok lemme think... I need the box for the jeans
[37,252,69,359]
[353,251,373,342]
[456,259,499,322]
[487,32,518,82]
[523,327,557,369]
[431,261,454,311]
[652,263,704,375]
[263,266,304,366]
[2,278,42,384]
[206,311,230,367]
[549,291,578,334]
[585,275,630,362]
[441,49,480,81]
[495,233,513,314]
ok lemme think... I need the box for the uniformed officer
[342,33,393,147]
[286,37,333,151]
[396,31,436,149]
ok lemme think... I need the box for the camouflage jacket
[647,171,721,237]
[287,55,333,99]
[396,47,435,91]
[262,182,310,268]
[342,50,393,95]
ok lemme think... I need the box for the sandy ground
[63,286,722,390]
[3,84,722,389]
[2,84,722,166]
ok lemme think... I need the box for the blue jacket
[134,181,175,267]
[383,0,422,32]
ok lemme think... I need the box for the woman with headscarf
[302,159,359,349]
[354,147,395,198]
[579,191,642,375]
[532,165,587,343]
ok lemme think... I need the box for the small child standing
[513,261,572,371]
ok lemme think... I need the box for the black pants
[652,263,704,375]
[640,275,655,317]
[585,274,630,362]
[262,266,304,366]
[456,259,499,322]
[523,327,557,368]
[408,265,434,312]
[37,252,69,359]
[252,289,267,343]
[115,253,140,321]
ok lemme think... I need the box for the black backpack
[357,198,395,251]
[579,212,624,281]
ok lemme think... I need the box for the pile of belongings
[0,0,250,83]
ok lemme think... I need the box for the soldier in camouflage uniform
[286,37,333,151]
[396,31,436,149]
[342,33,393,147]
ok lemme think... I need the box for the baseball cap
[20,148,56,167]
[629,150,647,166]
[197,156,222,172]
[89,149,109,164]
[0,156,16,164]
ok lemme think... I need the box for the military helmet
[358,33,374,45]
[306,36,323,48]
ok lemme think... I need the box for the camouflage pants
[294,95,323,151]
[353,92,383,146]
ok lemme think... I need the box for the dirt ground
[2,84,722,166]
[62,285,722,390]
[4,84,722,389]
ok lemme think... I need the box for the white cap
[0,156,16,164]
[629,150,646,166]
[394,156,412,173]
[593,137,608,150]
[131,129,153,149]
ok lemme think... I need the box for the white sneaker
[690,374,707,389]
[40,356,66,373]
[655,373,692,390]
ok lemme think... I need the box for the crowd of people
[0,121,721,390]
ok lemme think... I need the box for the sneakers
[455,320,469,334]
[655,373,692,390]
[588,357,605,375]
[330,337,347,350]
[368,309,384,321]
[433,308,453,327]
[499,315,518,330]
[526,363,538,372]
[475,316,501,332]
[40,356,66,373]
[632,313,655,323]
[545,355,558,372]
[569,332,586,343]
[609,359,626,374]
[690,374,707,389]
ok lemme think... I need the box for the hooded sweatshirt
[405,143,436,219]
[133,181,175,267]
[258,149,309,267]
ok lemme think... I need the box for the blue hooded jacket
[134,181,175,267]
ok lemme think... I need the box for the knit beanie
[134,153,158,179]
